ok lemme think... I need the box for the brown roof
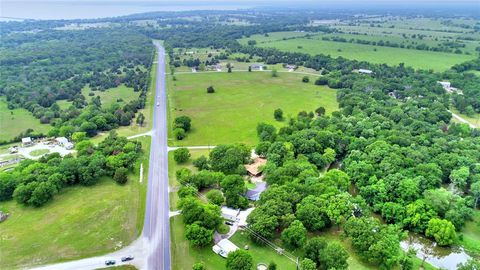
[245,158,267,176]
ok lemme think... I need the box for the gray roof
[245,182,267,197]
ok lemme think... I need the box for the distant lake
[0,1,252,20]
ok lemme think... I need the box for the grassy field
[450,108,480,128]
[29,149,50,157]
[167,72,338,147]
[248,37,474,71]
[229,232,297,269]
[0,136,150,269]
[168,148,210,211]
[0,97,51,141]
[459,210,480,255]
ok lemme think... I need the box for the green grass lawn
[168,149,211,210]
[0,97,51,141]
[250,37,474,71]
[0,136,150,269]
[229,232,298,270]
[29,149,50,157]
[167,72,338,147]
[459,210,480,255]
[450,107,480,128]
[82,84,139,108]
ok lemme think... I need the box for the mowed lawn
[0,136,150,269]
[252,37,474,71]
[459,210,480,255]
[0,98,51,141]
[168,72,338,146]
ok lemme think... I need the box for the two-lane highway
[143,42,170,270]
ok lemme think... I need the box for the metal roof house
[212,239,239,258]
[245,182,267,201]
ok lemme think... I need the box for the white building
[56,137,69,145]
[21,137,33,147]
[212,239,239,258]
[221,207,240,222]
[251,64,264,71]
[64,142,74,150]
[358,69,373,74]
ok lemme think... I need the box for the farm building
[245,157,267,177]
[212,239,239,258]
[21,137,33,147]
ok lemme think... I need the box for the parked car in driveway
[121,256,134,262]
[105,260,116,266]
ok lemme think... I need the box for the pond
[401,233,472,270]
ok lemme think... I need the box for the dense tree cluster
[0,132,141,206]
[0,27,153,143]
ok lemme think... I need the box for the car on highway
[121,256,134,262]
[105,260,116,266]
[156,102,160,106]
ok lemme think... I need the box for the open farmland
[241,34,475,71]
[167,71,338,146]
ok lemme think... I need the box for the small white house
[358,69,373,74]
[251,64,264,71]
[221,206,240,222]
[21,137,33,147]
[212,239,239,258]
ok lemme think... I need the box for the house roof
[221,206,240,218]
[245,182,267,198]
[21,137,32,143]
[56,137,69,144]
[244,158,267,175]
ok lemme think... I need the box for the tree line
[0,132,142,207]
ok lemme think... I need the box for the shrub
[174,128,186,140]
[174,148,191,163]
[114,167,128,184]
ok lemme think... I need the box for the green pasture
[167,71,338,147]
[0,136,150,269]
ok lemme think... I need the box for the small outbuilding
[250,64,264,71]
[245,158,267,177]
[21,137,33,147]
[212,239,239,258]
[358,69,373,74]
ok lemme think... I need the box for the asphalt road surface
[143,41,171,270]
[29,42,170,270]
